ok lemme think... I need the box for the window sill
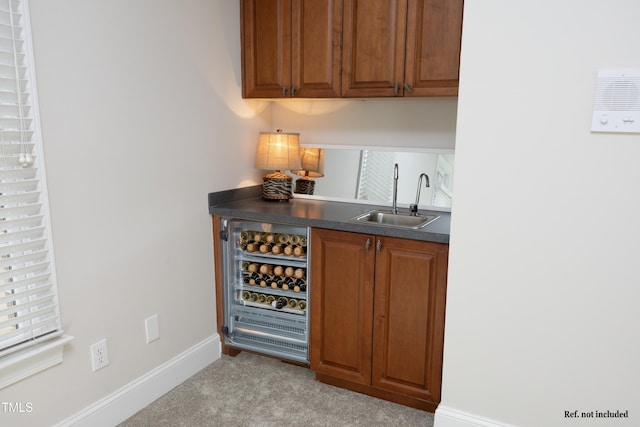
[0,335,74,389]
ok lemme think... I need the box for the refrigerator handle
[220,218,229,241]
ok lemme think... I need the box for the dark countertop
[208,186,450,244]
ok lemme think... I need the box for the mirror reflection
[290,148,454,209]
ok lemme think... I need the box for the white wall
[271,98,458,150]
[0,1,268,425]
[438,2,640,427]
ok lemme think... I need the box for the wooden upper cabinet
[241,0,342,98]
[341,0,407,97]
[342,0,463,97]
[241,0,462,98]
[241,0,291,98]
[292,0,343,97]
[404,0,463,97]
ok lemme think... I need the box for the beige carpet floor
[118,351,434,427]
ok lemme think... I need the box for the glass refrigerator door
[220,218,310,363]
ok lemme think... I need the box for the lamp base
[262,171,293,201]
[294,177,315,195]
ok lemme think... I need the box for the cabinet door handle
[403,83,413,93]
[282,85,287,96]
[376,239,382,253]
[365,238,371,252]
[394,82,399,96]
[291,85,296,97]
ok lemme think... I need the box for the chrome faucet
[391,163,399,214]
[409,173,430,216]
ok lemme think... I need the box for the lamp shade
[292,148,325,178]
[255,130,302,171]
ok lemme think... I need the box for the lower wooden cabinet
[310,228,448,411]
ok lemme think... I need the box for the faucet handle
[409,204,418,216]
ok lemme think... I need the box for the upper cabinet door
[241,0,292,98]
[404,0,463,97]
[291,0,343,97]
[341,0,408,97]
[241,0,342,98]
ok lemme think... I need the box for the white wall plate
[591,69,640,134]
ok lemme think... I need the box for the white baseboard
[435,405,514,427]
[55,334,221,427]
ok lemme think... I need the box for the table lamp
[292,148,325,195]
[255,130,302,200]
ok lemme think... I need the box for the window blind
[356,150,395,202]
[0,0,62,359]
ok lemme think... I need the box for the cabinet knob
[282,86,287,96]
[291,85,296,97]
[365,238,371,252]
[403,83,413,93]
[376,239,382,253]
[394,82,399,96]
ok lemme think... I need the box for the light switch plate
[145,315,160,344]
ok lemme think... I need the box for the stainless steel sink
[349,209,439,229]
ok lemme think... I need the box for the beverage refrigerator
[218,218,310,364]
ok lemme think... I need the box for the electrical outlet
[90,339,109,372]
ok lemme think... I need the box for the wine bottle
[273,265,284,276]
[247,263,259,273]
[246,242,260,252]
[242,290,251,301]
[259,276,269,287]
[287,298,297,309]
[259,264,273,275]
[294,268,305,279]
[250,292,259,302]
[266,295,275,305]
[293,246,306,257]
[248,272,261,285]
[258,293,267,304]
[259,242,273,254]
[275,296,288,309]
[284,266,295,277]
[289,234,301,245]
[297,300,306,310]
[240,231,252,243]
[276,233,290,245]
[271,244,286,255]
[283,245,295,256]
[299,236,307,247]
[265,233,276,243]
[252,232,263,243]
[273,276,284,289]
[281,281,290,291]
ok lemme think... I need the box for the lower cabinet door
[371,237,448,403]
[310,228,375,385]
